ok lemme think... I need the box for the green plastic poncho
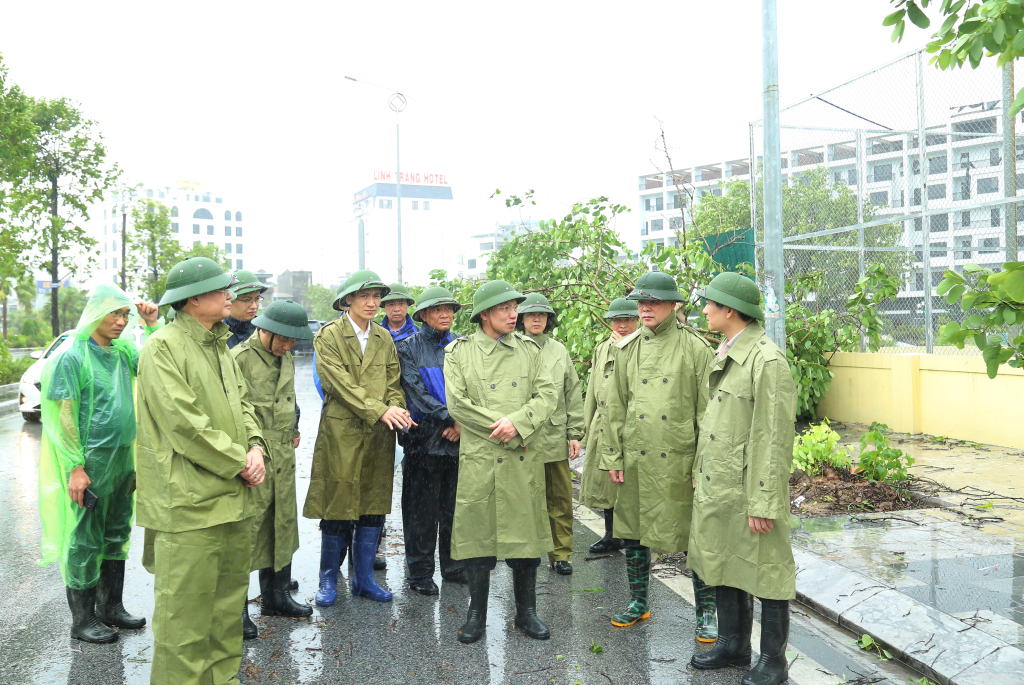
[38,283,141,589]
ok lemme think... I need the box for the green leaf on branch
[907,2,931,28]
[945,283,965,304]
[883,9,906,26]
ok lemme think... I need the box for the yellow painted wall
[816,352,1024,449]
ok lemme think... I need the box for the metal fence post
[1005,62,1018,263]
[917,50,933,353]
[749,123,760,283]
[856,129,866,350]
[762,0,787,352]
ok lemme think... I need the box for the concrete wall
[816,352,1024,449]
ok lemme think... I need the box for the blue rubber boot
[315,532,345,607]
[351,526,393,602]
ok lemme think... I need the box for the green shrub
[858,422,914,482]
[792,419,851,476]
[0,343,34,385]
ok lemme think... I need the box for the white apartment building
[350,171,454,285]
[89,182,248,287]
[455,219,542,281]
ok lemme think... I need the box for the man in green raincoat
[689,273,797,685]
[224,269,268,349]
[516,293,585,576]
[232,300,314,639]
[579,297,637,554]
[599,270,718,643]
[305,270,413,607]
[136,257,268,685]
[444,280,558,644]
[39,284,159,644]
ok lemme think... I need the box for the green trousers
[150,518,252,685]
[544,459,574,562]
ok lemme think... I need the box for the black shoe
[409,578,440,596]
[374,554,387,571]
[66,587,117,644]
[551,560,573,576]
[243,601,259,640]
[289,578,299,592]
[691,586,753,670]
[261,564,314,618]
[95,559,146,629]
[742,599,790,685]
[442,568,468,584]
[512,567,550,640]
[589,508,624,553]
[458,569,489,644]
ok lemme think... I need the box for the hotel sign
[372,171,448,186]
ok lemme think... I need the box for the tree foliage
[885,0,1024,114]
[127,199,177,303]
[307,283,338,321]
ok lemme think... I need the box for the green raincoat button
[639,414,644,419]
[760,480,764,486]
[718,396,722,402]
[661,452,666,458]
[710,434,715,439]
[760,340,766,344]
[490,384,496,389]
[661,415,666,420]
[497,458,503,464]
[706,475,710,481]
[640,450,645,455]
[642,379,648,384]
[277,468,281,473]
[519,456,524,461]
[512,382,517,387]
[529,412,533,417]
[644,336,649,341]
[662,378,667,383]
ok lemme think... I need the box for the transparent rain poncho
[38,283,141,589]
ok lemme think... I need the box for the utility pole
[390,93,407,284]
[762,0,787,351]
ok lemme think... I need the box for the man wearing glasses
[224,270,267,350]
[136,257,268,685]
[232,300,314,639]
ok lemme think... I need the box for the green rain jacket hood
[579,334,621,510]
[134,309,267,535]
[598,314,715,552]
[232,331,301,572]
[523,333,584,463]
[687,323,798,600]
[444,328,558,560]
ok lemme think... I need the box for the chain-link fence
[751,48,1022,354]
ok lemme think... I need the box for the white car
[19,332,72,422]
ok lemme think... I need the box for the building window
[872,164,892,182]
[225,243,232,253]
[458,255,464,265]
[206,225,213,235]
[216,197,222,203]
[424,201,430,210]
[112,240,118,252]
[194,240,200,246]
[870,191,888,206]
[932,214,949,232]
[193,208,213,219]
[379,199,391,209]
[172,223,179,233]
[103,225,107,236]
[235,211,242,222]
[171,206,178,217]
[846,169,857,186]
[467,259,477,269]
[927,184,946,200]
[479,242,494,250]
[207,242,214,246]
[990,148,1002,167]
[224,210,231,220]
[978,178,999,194]
[980,237,1000,254]
[412,200,418,210]
[193,224,200,234]
[651,219,664,232]
[236,227,242,237]
[928,155,947,174]
[645,198,652,211]
[236,259,243,269]
[668,217,683,231]
[992,208,1001,227]
[104,258,108,269]
[202,194,210,203]
[912,188,922,206]
[236,244,242,254]
[641,223,648,236]
[654,197,663,211]
[112,223,119,233]
[112,256,118,268]
[145,189,153,198]
[956,237,972,260]
[225,226,232,236]
[104,209,108,220]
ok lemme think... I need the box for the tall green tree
[11,97,118,336]
[111,180,142,290]
[307,283,338,320]
[127,199,178,303]
[42,285,88,334]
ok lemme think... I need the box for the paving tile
[951,645,1024,685]
[951,610,1024,647]
[898,555,1022,584]
[900,581,1021,613]
[793,549,887,622]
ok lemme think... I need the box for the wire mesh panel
[752,49,1022,355]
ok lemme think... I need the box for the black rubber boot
[95,559,146,629]
[289,578,299,591]
[589,508,623,553]
[742,599,790,685]
[242,599,258,640]
[261,564,313,618]
[691,586,753,670]
[66,586,117,644]
[458,569,489,644]
[512,567,550,640]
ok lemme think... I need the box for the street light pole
[762,0,787,352]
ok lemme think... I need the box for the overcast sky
[0,0,917,288]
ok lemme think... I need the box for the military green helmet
[252,299,314,339]
[158,257,235,306]
[517,292,558,331]
[412,286,461,322]
[380,283,415,305]
[164,308,176,322]
[333,269,390,311]
[701,272,764,320]
[605,297,639,319]
[626,270,684,303]
[230,269,266,297]
[469,280,524,324]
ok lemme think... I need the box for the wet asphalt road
[0,357,921,685]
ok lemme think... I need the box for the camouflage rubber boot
[611,547,651,627]
[693,570,719,643]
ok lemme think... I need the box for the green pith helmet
[701,272,764,320]
[333,269,390,311]
[469,280,525,324]
[230,269,267,297]
[605,297,639,319]
[517,292,558,331]
[412,286,461,323]
[158,257,235,306]
[380,283,415,305]
[626,269,684,303]
[252,299,314,339]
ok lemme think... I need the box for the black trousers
[402,452,460,581]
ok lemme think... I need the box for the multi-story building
[350,171,454,285]
[457,219,542,281]
[275,270,312,310]
[88,182,248,287]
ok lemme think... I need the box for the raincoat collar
[473,326,516,354]
[385,313,418,339]
[645,312,677,337]
[248,330,281,367]
[179,309,231,344]
[224,315,255,340]
[723,322,763,366]
[526,332,549,348]
[421,321,454,346]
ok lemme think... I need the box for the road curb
[0,383,19,417]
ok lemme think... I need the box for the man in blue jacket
[380,283,419,342]
[396,286,466,595]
